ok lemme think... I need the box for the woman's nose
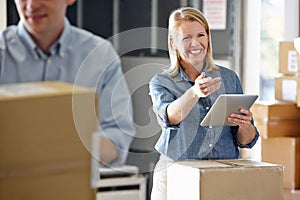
[190,37,199,47]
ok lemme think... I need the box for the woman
[149,7,259,199]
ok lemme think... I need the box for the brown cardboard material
[275,75,300,102]
[0,81,98,200]
[251,101,300,138]
[255,119,300,139]
[279,41,300,75]
[1,169,96,200]
[167,159,283,200]
[262,137,300,189]
[252,101,300,121]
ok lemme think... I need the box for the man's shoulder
[0,25,18,49]
[70,25,111,47]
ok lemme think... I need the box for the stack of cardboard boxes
[252,41,300,200]
[275,41,300,104]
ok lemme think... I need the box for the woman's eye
[198,33,205,37]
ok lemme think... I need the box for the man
[0,0,135,166]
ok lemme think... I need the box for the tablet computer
[200,94,258,126]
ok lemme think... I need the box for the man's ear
[67,0,76,6]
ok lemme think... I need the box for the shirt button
[34,53,39,60]
[209,144,213,148]
[47,59,51,64]
[206,107,209,110]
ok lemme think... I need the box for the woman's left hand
[228,108,256,145]
[227,108,253,128]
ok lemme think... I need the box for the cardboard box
[255,120,300,139]
[279,41,300,75]
[275,75,300,102]
[251,101,300,138]
[252,101,300,121]
[262,137,300,189]
[167,159,283,200]
[0,81,98,200]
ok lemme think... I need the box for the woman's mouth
[190,49,202,54]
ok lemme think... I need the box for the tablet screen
[200,94,258,126]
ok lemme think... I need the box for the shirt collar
[17,17,72,59]
[17,20,39,59]
[179,67,192,82]
[175,63,209,83]
[57,18,72,57]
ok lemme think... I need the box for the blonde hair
[167,7,218,76]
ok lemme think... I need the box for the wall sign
[203,0,227,30]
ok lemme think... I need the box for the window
[260,0,285,100]
[243,0,299,100]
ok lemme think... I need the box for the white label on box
[282,80,297,101]
[0,83,56,96]
[288,50,298,72]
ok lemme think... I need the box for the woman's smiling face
[172,20,208,69]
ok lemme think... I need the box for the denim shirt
[0,18,136,166]
[149,65,259,160]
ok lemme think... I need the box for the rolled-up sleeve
[149,75,179,129]
[234,120,260,148]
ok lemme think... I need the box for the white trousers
[151,155,173,200]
